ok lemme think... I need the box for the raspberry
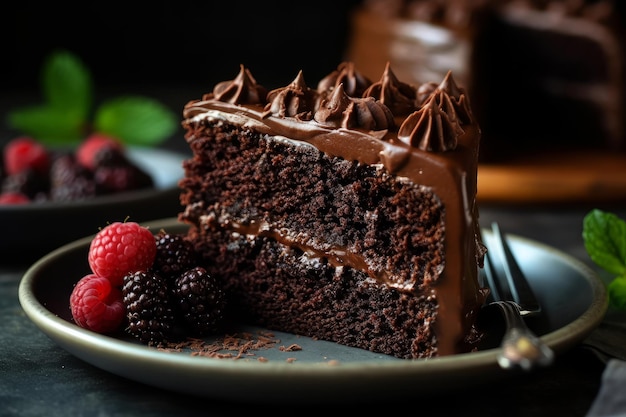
[122,270,178,345]
[70,273,126,334]
[173,267,226,336]
[0,191,30,204]
[3,136,50,176]
[152,231,198,281]
[88,221,157,286]
[76,134,124,170]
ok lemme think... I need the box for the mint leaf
[5,50,176,148]
[93,97,177,146]
[6,105,85,145]
[6,50,91,145]
[582,209,626,276]
[43,50,92,117]
[608,277,626,309]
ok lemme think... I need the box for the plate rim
[18,218,609,402]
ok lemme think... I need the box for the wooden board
[477,151,626,204]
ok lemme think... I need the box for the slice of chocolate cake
[178,62,488,359]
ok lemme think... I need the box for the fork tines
[483,222,541,316]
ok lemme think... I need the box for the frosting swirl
[363,62,418,116]
[398,85,464,151]
[208,64,268,105]
[314,83,394,130]
[317,61,372,98]
[262,70,319,121]
[437,70,473,124]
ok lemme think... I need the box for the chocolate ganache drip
[317,61,372,98]
[207,64,268,105]
[363,62,418,116]
[314,83,395,131]
[262,70,319,121]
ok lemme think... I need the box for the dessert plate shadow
[0,148,186,264]
[18,218,608,404]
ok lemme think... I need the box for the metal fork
[482,222,554,371]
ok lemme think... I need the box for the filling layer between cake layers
[179,62,488,359]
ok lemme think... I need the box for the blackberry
[152,231,198,281]
[122,270,178,346]
[92,146,130,167]
[1,168,49,200]
[173,267,226,336]
[94,165,152,194]
[49,154,96,201]
[93,147,153,194]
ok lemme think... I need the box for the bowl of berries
[0,134,186,264]
[0,50,185,263]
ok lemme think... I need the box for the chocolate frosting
[363,62,418,116]
[207,64,267,105]
[398,71,472,151]
[317,61,372,98]
[262,70,319,121]
[314,83,395,131]
[398,92,463,151]
[438,70,473,124]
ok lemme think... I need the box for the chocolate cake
[178,62,488,359]
[346,0,626,162]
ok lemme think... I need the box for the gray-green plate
[18,218,608,404]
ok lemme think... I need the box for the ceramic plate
[18,218,608,404]
[1,148,186,264]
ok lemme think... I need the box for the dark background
[0,1,363,148]
[1,1,363,95]
[2,0,625,148]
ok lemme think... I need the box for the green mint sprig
[582,209,626,309]
[6,50,177,146]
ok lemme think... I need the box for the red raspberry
[3,136,50,176]
[88,221,157,286]
[76,133,124,170]
[0,191,30,204]
[70,273,125,333]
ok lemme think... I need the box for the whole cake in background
[178,61,489,359]
[346,0,626,162]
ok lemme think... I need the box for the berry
[94,164,153,194]
[3,136,50,176]
[122,270,178,345]
[152,231,198,281]
[173,267,225,336]
[76,134,124,170]
[0,191,30,204]
[70,274,125,334]
[1,168,49,201]
[49,154,97,201]
[91,147,154,194]
[88,221,157,286]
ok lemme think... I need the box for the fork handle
[492,301,555,370]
